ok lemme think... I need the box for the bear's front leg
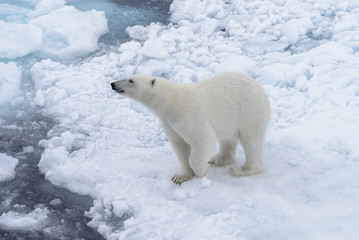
[161,121,195,185]
[188,130,216,178]
[169,140,195,185]
[171,140,194,185]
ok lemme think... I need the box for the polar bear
[111,72,270,184]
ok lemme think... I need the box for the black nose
[111,82,116,90]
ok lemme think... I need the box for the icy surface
[1,0,358,239]
[0,153,18,182]
[29,0,359,239]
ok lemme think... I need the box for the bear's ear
[151,78,156,88]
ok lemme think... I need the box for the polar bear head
[111,73,159,105]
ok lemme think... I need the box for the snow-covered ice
[0,153,19,182]
[2,0,359,239]
[0,207,49,232]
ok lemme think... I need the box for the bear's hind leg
[230,134,264,177]
[209,139,237,167]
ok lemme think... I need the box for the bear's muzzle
[111,82,117,90]
[111,82,125,93]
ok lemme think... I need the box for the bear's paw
[171,173,194,185]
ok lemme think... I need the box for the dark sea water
[0,1,171,239]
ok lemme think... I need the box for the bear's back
[194,72,270,135]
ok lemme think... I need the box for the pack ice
[0,0,108,236]
[5,0,359,239]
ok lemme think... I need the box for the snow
[0,207,50,232]
[0,62,22,106]
[140,39,169,59]
[137,59,172,76]
[0,153,19,182]
[2,0,359,239]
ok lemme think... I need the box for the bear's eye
[129,79,134,83]
[151,79,156,87]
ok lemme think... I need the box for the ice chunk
[140,39,169,59]
[118,51,137,65]
[0,21,42,59]
[204,3,225,19]
[38,147,69,173]
[126,23,164,41]
[0,62,22,106]
[60,131,76,152]
[49,198,62,206]
[29,6,108,59]
[23,146,35,153]
[126,25,149,41]
[136,59,172,76]
[217,14,252,30]
[118,41,141,52]
[215,55,256,74]
[1,1,107,60]
[0,153,19,182]
[258,62,308,88]
[112,200,129,218]
[33,90,45,107]
[118,41,141,65]
[281,18,314,44]
[170,0,206,23]
[0,207,50,231]
[333,15,358,34]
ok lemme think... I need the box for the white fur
[111,72,271,184]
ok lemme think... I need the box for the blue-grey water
[0,0,171,239]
